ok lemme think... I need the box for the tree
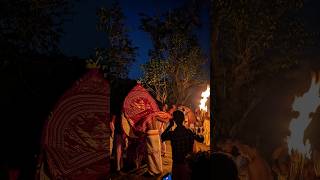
[141,59,169,105]
[211,0,315,141]
[140,4,208,106]
[88,2,137,80]
[0,0,72,57]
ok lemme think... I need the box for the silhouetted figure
[161,110,203,180]
[187,151,211,180]
[213,153,239,180]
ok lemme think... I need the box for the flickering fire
[287,73,320,158]
[199,85,210,112]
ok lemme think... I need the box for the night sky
[59,0,210,79]
[303,0,320,38]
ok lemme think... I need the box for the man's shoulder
[186,128,194,135]
[178,127,194,137]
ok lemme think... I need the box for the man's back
[161,110,204,180]
[170,126,194,164]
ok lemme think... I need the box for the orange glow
[199,85,210,112]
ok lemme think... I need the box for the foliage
[0,0,72,56]
[141,59,169,105]
[88,2,137,80]
[140,4,208,106]
[211,0,316,140]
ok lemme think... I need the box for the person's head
[187,151,211,180]
[213,153,239,180]
[173,110,185,126]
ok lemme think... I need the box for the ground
[109,141,209,180]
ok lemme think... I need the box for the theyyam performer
[121,83,171,176]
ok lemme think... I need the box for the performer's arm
[161,120,174,141]
[192,131,204,143]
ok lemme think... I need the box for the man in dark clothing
[161,110,203,180]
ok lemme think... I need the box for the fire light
[199,85,210,112]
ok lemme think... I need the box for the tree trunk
[229,97,263,138]
[211,4,221,151]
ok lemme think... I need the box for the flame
[199,85,210,112]
[287,73,320,158]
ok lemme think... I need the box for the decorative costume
[122,84,171,175]
[39,69,110,179]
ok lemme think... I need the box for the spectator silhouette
[186,152,238,180]
[187,151,210,180]
[161,110,203,180]
[212,153,239,180]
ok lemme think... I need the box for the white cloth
[146,130,163,175]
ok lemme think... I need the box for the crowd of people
[106,84,320,180]
[109,104,211,179]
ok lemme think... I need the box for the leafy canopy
[88,2,137,79]
[140,4,208,106]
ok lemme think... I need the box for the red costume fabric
[122,84,172,168]
[122,83,160,132]
[41,69,110,179]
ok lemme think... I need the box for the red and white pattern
[42,69,110,179]
[123,83,159,126]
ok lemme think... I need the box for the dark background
[0,0,209,179]
[1,0,320,179]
